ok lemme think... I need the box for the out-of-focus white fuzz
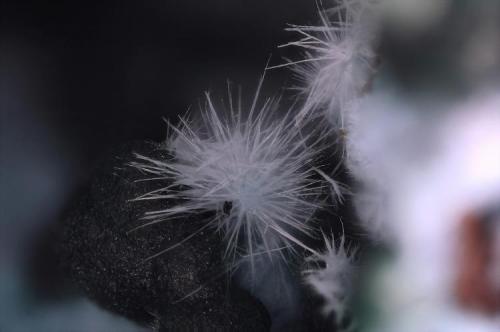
[362,89,500,332]
[272,0,377,128]
[130,78,330,266]
[343,92,424,240]
[304,233,357,324]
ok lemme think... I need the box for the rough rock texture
[51,141,270,331]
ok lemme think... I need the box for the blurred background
[0,1,316,330]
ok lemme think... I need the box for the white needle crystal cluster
[129,0,500,330]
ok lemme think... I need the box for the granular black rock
[50,141,270,331]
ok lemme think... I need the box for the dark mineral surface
[39,141,270,331]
